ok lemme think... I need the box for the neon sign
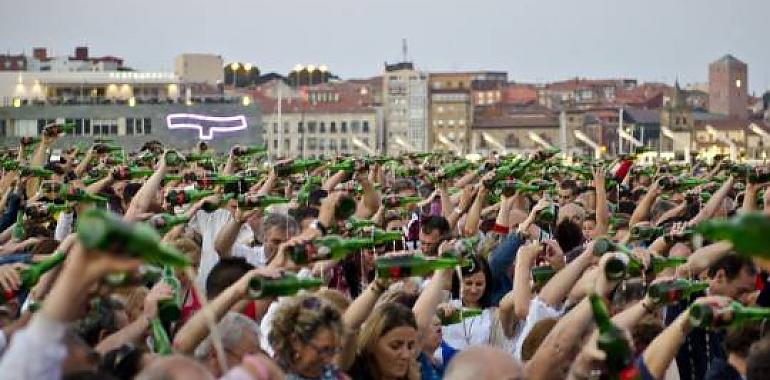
[166,113,248,140]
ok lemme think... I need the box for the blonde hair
[269,294,343,367]
[357,302,420,380]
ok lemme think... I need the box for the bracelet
[492,223,510,234]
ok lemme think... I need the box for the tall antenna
[402,38,408,62]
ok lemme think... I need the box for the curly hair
[268,294,343,368]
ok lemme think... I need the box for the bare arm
[462,185,486,237]
[629,180,662,226]
[593,168,609,236]
[124,160,168,221]
[641,309,692,379]
[675,241,733,278]
[538,244,593,308]
[690,176,734,224]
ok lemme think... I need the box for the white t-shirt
[510,296,564,360]
[191,209,254,291]
[442,299,515,351]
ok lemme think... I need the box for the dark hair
[555,219,584,254]
[291,207,319,223]
[748,336,770,380]
[121,183,142,205]
[725,324,762,357]
[30,238,60,256]
[99,344,144,380]
[63,371,119,380]
[76,298,119,346]
[560,179,579,195]
[451,255,494,308]
[420,215,450,237]
[206,257,254,298]
[707,255,756,280]
[222,178,250,195]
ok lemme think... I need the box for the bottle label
[388,266,403,278]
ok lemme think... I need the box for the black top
[666,292,725,380]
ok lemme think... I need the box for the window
[307,137,317,150]
[110,124,118,135]
[318,139,326,150]
[83,119,91,135]
[341,121,347,133]
[319,122,326,133]
[272,123,278,134]
[273,139,278,149]
[329,139,337,150]
[351,121,361,133]
[340,139,348,150]
[298,122,304,133]
[330,122,337,133]
[307,121,317,133]
[144,118,152,135]
[126,118,134,135]
[283,122,289,134]
[362,121,370,133]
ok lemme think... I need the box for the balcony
[2,95,242,108]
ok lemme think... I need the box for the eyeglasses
[305,340,341,358]
[301,296,323,310]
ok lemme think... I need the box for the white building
[382,62,428,154]
[175,54,225,86]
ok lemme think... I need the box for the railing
[2,95,243,108]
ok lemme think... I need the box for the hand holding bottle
[0,263,28,292]
[542,239,566,270]
[142,281,175,320]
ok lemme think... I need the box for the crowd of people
[2,123,770,380]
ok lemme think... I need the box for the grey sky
[2,0,768,93]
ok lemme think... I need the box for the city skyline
[1,0,768,94]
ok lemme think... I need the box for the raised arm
[538,240,594,308]
[690,175,734,224]
[629,179,662,226]
[675,241,733,278]
[173,268,279,354]
[214,208,256,258]
[592,167,609,236]
[124,159,169,221]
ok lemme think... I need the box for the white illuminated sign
[166,113,248,140]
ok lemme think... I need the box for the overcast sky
[2,0,768,93]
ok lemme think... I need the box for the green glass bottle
[289,235,374,265]
[630,226,665,242]
[196,174,243,187]
[112,166,155,180]
[200,193,236,212]
[103,265,164,287]
[334,194,357,220]
[535,204,557,226]
[19,251,67,289]
[60,185,108,204]
[659,176,708,191]
[150,317,173,355]
[233,145,267,157]
[24,203,71,218]
[647,279,709,305]
[382,195,422,209]
[247,273,323,298]
[76,208,190,268]
[328,159,357,173]
[428,161,472,183]
[361,228,404,245]
[148,214,191,233]
[163,150,183,167]
[274,159,323,176]
[165,189,216,206]
[696,212,770,258]
[531,265,557,287]
[94,144,123,154]
[376,256,465,279]
[344,217,375,231]
[237,194,290,209]
[689,301,770,330]
[43,123,75,137]
[590,294,639,379]
[18,166,54,178]
[185,152,211,163]
[438,308,483,325]
[157,266,182,324]
[12,211,24,241]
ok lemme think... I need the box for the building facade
[175,54,225,86]
[0,71,261,151]
[382,62,428,154]
[471,104,561,155]
[709,54,748,119]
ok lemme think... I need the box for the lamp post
[230,62,240,87]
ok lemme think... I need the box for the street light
[243,63,253,71]
[574,130,601,159]
[230,62,240,86]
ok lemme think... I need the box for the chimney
[32,48,47,60]
[74,46,88,60]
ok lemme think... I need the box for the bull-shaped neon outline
[166,113,248,140]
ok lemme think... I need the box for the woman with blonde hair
[268,294,349,380]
